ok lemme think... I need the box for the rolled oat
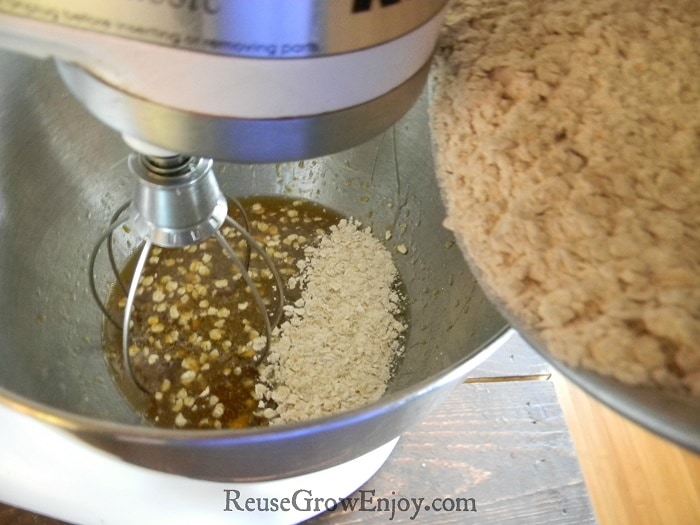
[430,0,700,394]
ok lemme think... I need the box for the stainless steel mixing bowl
[0,50,508,481]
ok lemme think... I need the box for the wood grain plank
[467,332,551,380]
[310,381,594,524]
[553,372,700,525]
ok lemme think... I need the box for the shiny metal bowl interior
[0,50,508,481]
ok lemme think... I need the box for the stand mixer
[1,0,446,403]
[0,1,510,523]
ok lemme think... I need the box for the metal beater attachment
[89,153,284,393]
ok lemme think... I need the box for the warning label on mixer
[0,0,445,58]
[183,37,321,58]
[223,488,478,521]
[0,0,323,58]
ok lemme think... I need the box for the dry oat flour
[256,219,406,423]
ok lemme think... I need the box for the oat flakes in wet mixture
[103,196,407,429]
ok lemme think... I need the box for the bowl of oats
[429,0,700,452]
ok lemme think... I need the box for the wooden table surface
[554,372,700,525]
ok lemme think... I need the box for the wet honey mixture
[103,196,344,429]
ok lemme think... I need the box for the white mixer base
[0,403,398,525]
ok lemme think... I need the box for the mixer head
[0,1,448,162]
[88,151,284,394]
